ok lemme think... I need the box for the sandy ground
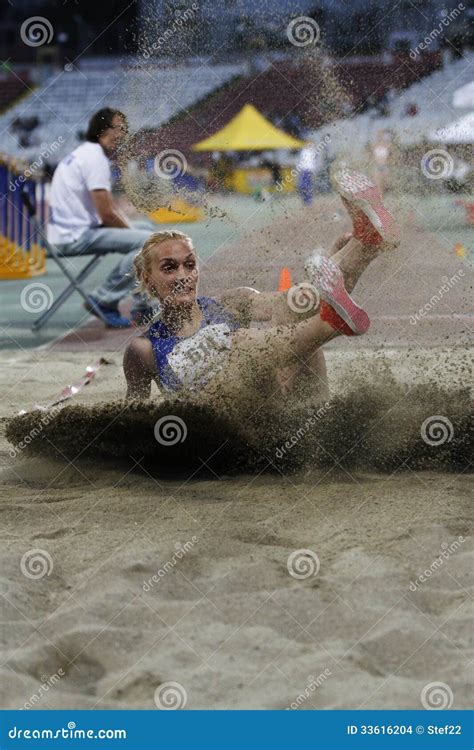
[0,191,472,710]
[0,345,472,710]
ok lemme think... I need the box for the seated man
[47,107,154,327]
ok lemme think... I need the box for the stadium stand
[0,76,31,114]
[0,63,244,162]
[133,52,443,161]
[312,51,474,153]
[0,50,462,169]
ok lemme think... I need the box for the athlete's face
[148,239,199,305]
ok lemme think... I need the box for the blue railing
[0,154,46,278]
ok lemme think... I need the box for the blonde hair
[133,230,193,297]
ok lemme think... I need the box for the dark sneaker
[84,296,131,328]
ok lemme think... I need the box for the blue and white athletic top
[147,296,241,392]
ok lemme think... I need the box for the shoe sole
[305,254,370,335]
[333,168,399,248]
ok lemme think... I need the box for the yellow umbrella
[192,103,305,151]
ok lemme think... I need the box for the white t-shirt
[47,142,111,245]
[297,145,322,173]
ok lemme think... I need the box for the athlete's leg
[273,238,364,397]
[231,313,336,369]
[283,169,399,395]
[323,236,377,293]
[276,347,329,400]
[211,169,398,403]
[306,167,401,296]
[328,232,353,257]
[224,255,368,397]
[220,234,373,396]
[197,312,336,420]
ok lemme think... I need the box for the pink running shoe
[333,168,400,250]
[304,254,370,335]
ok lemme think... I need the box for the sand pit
[4,361,472,474]
[0,342,472,710]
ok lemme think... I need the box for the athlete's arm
[123,337,156,399]
[91,189,130,228]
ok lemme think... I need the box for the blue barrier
[0,155,46,278]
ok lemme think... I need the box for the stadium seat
[0,63,244,163]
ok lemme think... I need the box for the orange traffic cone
[453,242,466,258]
[278,267,293,292]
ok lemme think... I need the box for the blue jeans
[298,170,314,205]
[56,220,156,311]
